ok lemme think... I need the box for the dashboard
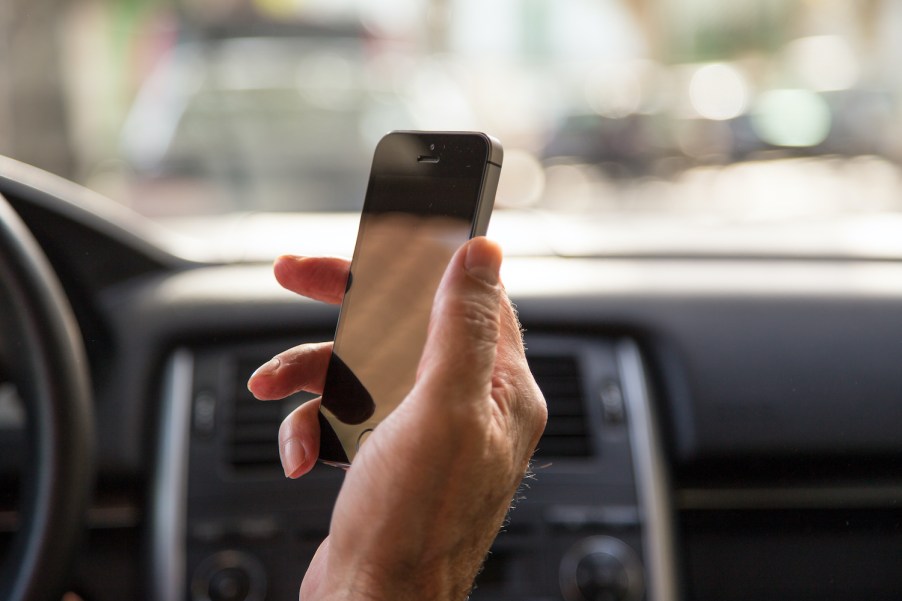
[2,157,902,601]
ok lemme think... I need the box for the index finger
[274,255,351,305]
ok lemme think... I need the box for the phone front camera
[429,143,435,151]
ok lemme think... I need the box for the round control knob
[560,536,644,601]
[191,550,267,601]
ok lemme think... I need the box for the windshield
[4,0,902,257]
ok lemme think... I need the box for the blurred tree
[0,0,75,177]
[623,0,663,59]
[426,0,451,53]
[651,0,798,63]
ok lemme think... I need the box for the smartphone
[317,131,503,467]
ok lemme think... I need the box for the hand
[248,238,547,601]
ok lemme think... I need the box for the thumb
[415,237,503,405]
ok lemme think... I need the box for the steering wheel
[0,192,94,601]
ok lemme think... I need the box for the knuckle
[447,293,501,347]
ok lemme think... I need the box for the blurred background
[2,0,902,251]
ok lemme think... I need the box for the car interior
[2,1,902,601]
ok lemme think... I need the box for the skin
[248,237,548,601]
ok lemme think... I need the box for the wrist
[318,557,476,601]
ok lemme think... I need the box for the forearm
[318,485,518,601]
[318,531,498,601]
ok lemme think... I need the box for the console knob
[210,567,249,601]
[191,550,267,601]
[560,536,644,601]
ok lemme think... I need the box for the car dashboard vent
[226,352,593,472]
[228,397,282,472]
[528,354,593,459]
[227,359,311,473]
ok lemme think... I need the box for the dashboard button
[560,536,644,601]
[191,550,266,601]
[600,381,626,425]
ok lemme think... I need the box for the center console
[152,334,677,601]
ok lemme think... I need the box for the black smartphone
[318,130,503,467]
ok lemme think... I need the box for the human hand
[248,237,547,601]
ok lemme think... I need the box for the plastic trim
[618,339,678,601]
[152,349,194,601]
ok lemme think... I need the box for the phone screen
[318,132,500,465]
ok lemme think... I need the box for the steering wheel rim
[0,192,94,601]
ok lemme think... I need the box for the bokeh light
[786,35,859,92]
[585,63,642,118]
[496,149,545,208]
[752,89,832,148]
[688,63,749,121]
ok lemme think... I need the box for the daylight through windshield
[3,0,902,238]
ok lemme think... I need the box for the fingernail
[280,438,306,478]
[251,357,281,379]
[465,239,501,285]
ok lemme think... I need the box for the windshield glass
[4,0,902,257]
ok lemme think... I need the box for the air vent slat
[528,353,594,459]
[234,404,282,420]
[536,436,592,457]
[543,399,585,417]
[543,415,590,436]
[229,444,280,465]
[229,423,279,443]
[226,359,316,473]
[537,381,582,397]
[226,349,596,472]
[228,401,283,472]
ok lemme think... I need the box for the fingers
[248,341,333,400]
[279,398,322,478]
[263,257,346,410]
[251,256,349,478]
[274,255,350,305]
[247,340,331,478]
[416,237,503,407]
